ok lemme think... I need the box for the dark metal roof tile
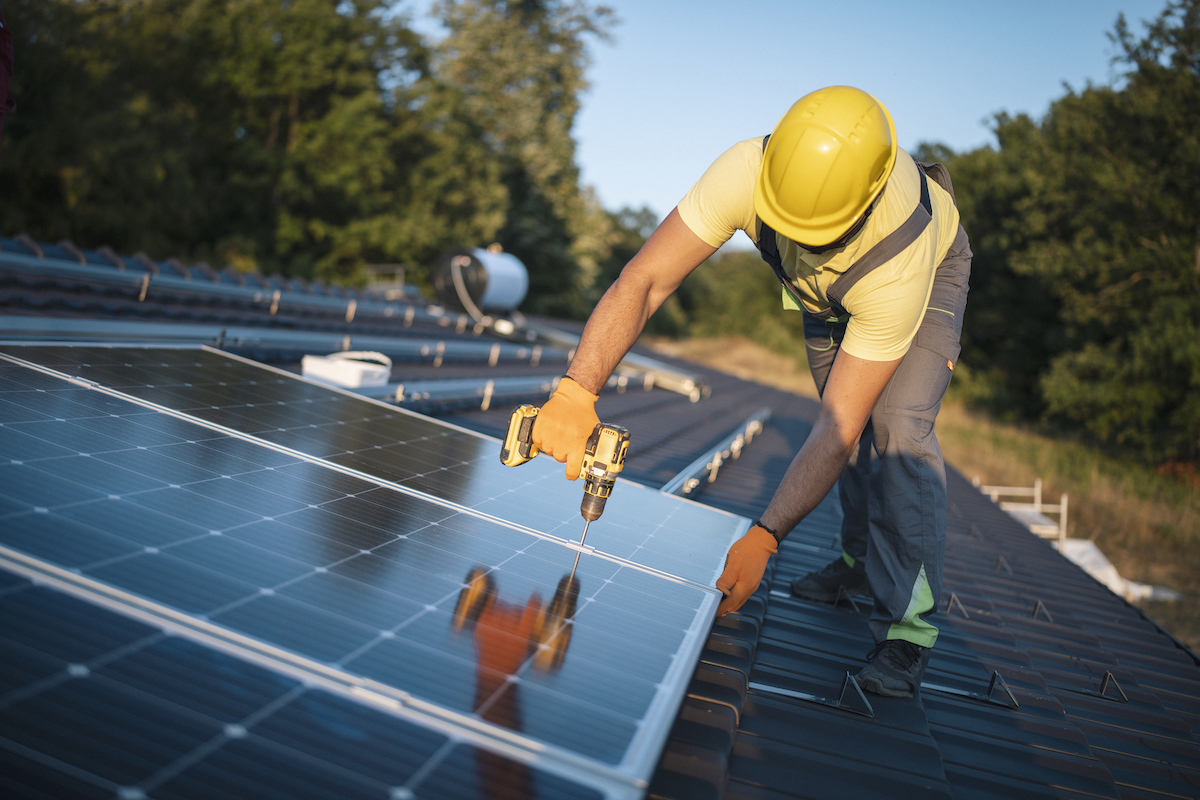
[665,696,739,754]
[929,723,1121,798]
[728,729,955,800]
[1055,692,1196,741]
[941,762,1117,800]
[1093,750,1200,799]
[737,694,948,780]
[701,635,756,678]
[1075,721,1200,771]
[923,692,1094,757]
[687,663,749,722]
[646,739,727,800]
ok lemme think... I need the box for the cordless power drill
[500,404,630,546]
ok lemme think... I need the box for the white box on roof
[301,351,391,388]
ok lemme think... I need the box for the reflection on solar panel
[0,345,744,798]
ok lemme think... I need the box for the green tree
[946,0,1200,464]
[0,0,508,283]
[596,204,656,286]
[1034,0,1200,463]
[429,0,615,316]
[923,117,1068,421]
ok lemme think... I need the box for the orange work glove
[715,524,778,617]
[532,376,600,481]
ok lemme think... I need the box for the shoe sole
[857,675,915,698]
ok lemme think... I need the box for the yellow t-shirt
[677,138,960,362]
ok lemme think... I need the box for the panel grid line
[0,631,166,711]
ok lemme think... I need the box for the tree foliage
[0,0,612,295]
[946,0,1200,464]
[429,0,615,315]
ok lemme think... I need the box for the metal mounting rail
[528,323,710,402]
[363,367,661,412]
[0,315,569,367]
[1,250,427,323]
[364,374,562,410]
[660,407,771,497]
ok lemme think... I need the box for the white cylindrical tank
[431,246,528,313]
[473,247,528,310]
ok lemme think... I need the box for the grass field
[649,335,1199,651]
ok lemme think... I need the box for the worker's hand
[715,525,778,617]
[533,377,599,481]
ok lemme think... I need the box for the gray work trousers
[803,225,972,648]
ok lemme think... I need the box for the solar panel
[0,344,742,586]
[0,348,743,796]
[0,573,602,800]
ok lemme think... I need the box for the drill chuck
[580,489,607,522]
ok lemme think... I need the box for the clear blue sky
[410,0,1169,223]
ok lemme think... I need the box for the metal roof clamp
[986,670,1020,709]
[706,452,723,483]
[833,584,862,613]
[945,593,971,619]
[1098,670,1129,703]
[921,671,1020,710]
[1031,599,1054,622]
[1049,669,1132,703]
[835,672,875,718]
[746,675,874,718]
[659,407,771,497]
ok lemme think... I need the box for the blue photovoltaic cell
[0,345,742,585]
[0,572,602,800]
[0,356,719,782]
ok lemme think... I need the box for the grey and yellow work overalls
[755,150,973,649]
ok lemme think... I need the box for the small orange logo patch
[947,360,954,371]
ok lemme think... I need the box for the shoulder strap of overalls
[753,137,938,319]
[825,166,932,316]
[752,136,792,289]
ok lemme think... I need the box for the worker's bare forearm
[566,275,655,394]
[565,208,718,395]
[758,350,903,539]
[758,411,858,536]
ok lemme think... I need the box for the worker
[531,86,971,698]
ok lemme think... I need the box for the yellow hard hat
[754,86,898,247]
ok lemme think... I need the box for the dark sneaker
[856,639,931,698]
[790,556,869,603]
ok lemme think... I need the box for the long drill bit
[579,518,591,548]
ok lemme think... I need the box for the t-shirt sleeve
[676,139,763,248]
